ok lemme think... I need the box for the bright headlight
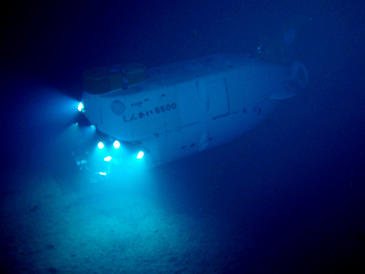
[104,156,112,162]
[113,140,121,149]
[97,142,104,149]
[136,151,144,159]
[77,102,84,112]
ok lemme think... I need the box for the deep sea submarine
[72,53,308,178]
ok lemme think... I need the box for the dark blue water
[2,1,364,273]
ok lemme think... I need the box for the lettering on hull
[123,102,177,123]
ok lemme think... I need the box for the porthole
[110,100,125,115]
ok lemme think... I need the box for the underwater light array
[74,102,145,178]
[97,140,144,161]
[95,142,144,176]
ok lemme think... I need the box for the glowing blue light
[99,172,107,176]
[90,125,96,130]
[97,142,104,149]
[113,140,120,149]
[136,151,144,159]
[77,102,84,112]
[104,156,112,162]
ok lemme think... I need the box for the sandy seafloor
[1,169,255,273]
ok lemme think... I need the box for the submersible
[75,54,308,175]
